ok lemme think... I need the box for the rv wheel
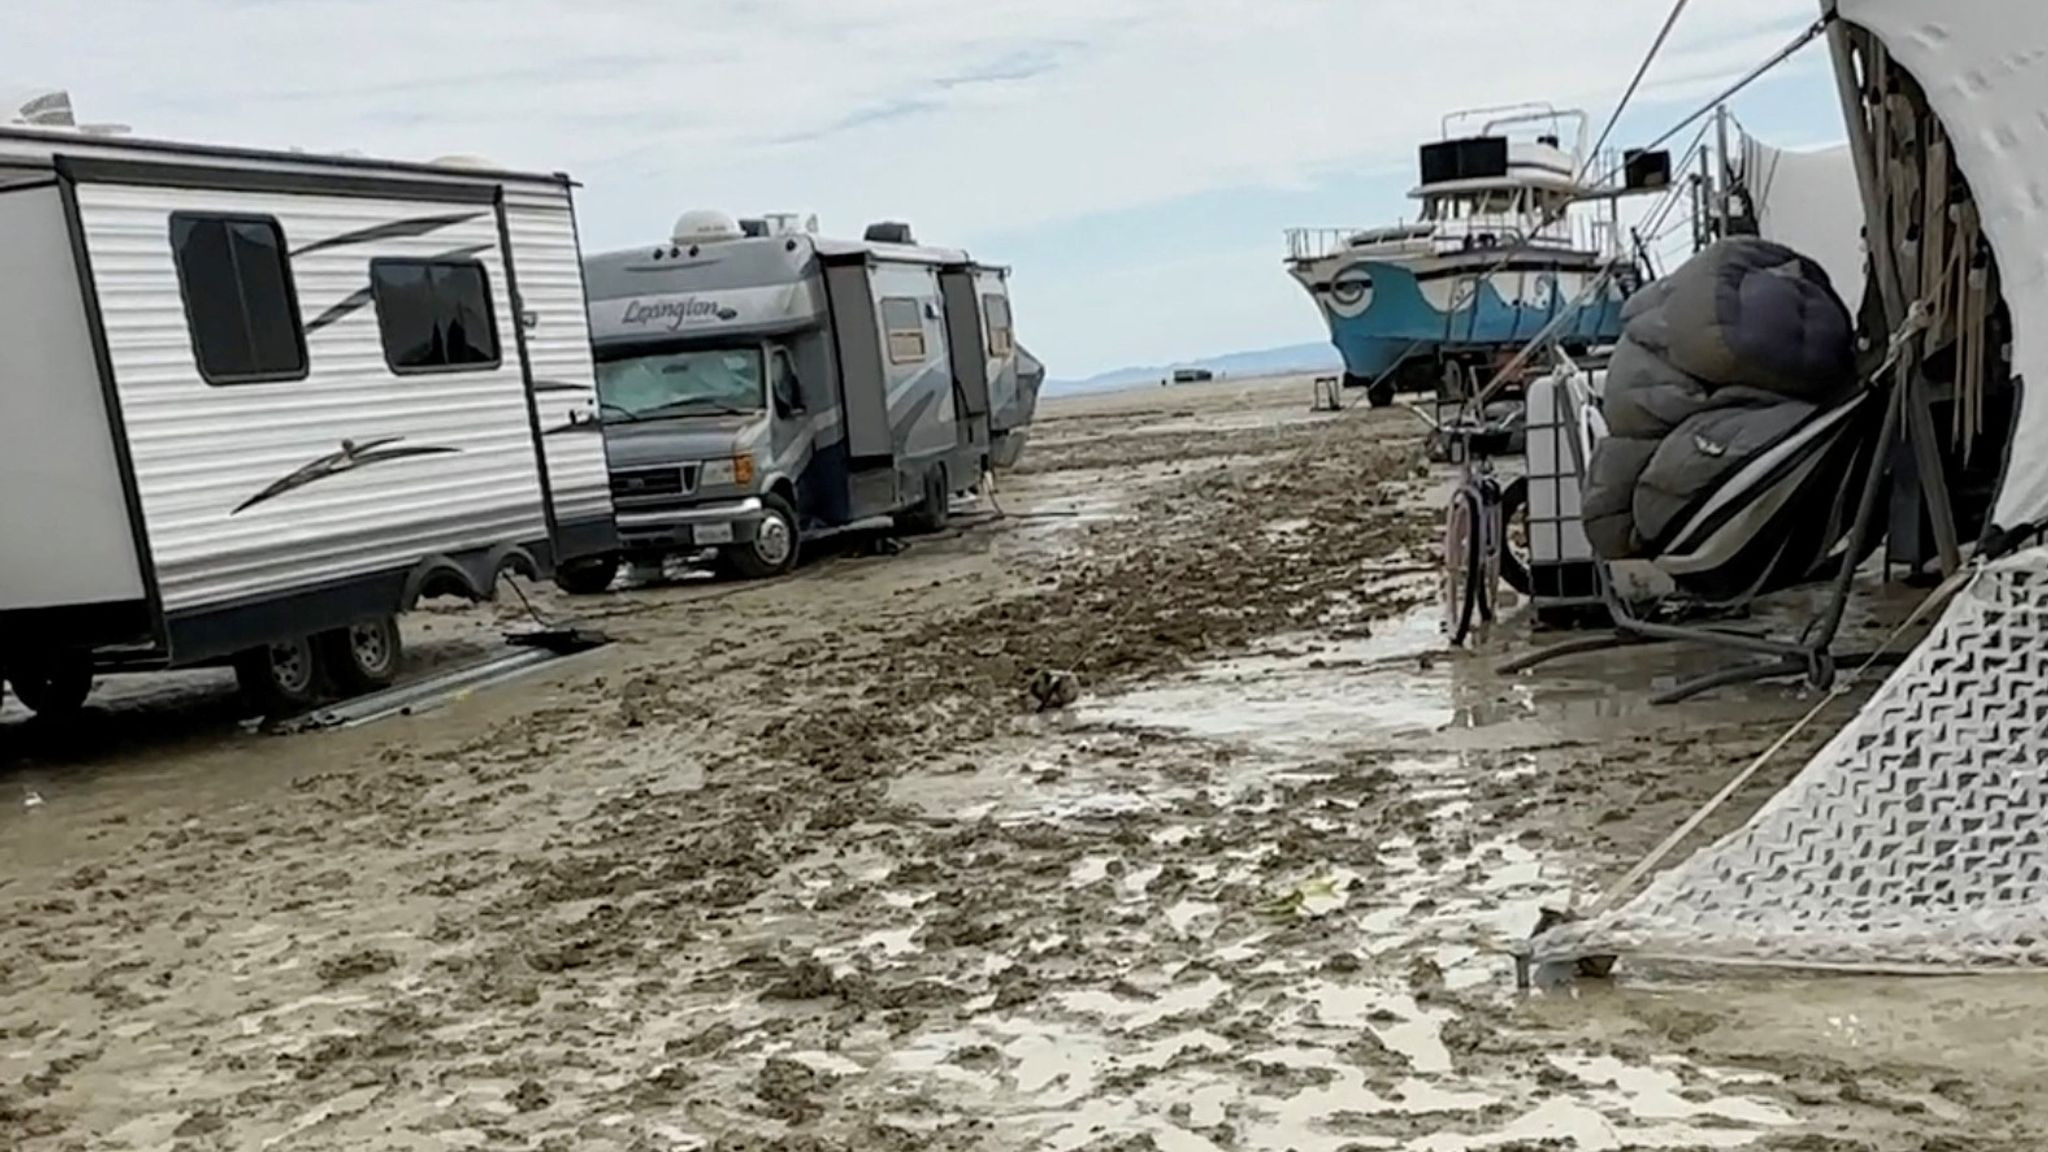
[317,615,404,695]
[6,653,93,718]
[234,635,329,716]
[555,554,621,596]
[724,492,800,579]
[1367,377,1397,408]
[895,467,951,535]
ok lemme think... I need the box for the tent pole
[1714,104,1733,233]
[1812,374,1909,649]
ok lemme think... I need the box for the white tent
[1535,0,2048,972]
[1736,136,1865,314]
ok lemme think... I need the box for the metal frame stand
[1498,348,1915,705]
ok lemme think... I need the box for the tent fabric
[1736,136,1865,317]
[1839,0,2048,529]
[1526,5,2048,975]
[1531,540,2048,972]
[1580,237,1855,559]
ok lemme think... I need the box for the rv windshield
[596,348,764,420]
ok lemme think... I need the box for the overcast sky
[5,0,1843,377]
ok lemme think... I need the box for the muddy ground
[2,375,2043,1151]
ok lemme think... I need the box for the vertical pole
[1696,148,1713,248]
[1713,104,1733,232]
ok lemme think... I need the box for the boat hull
[1291,253,1631,382]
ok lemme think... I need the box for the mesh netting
[1534,544,2048,971]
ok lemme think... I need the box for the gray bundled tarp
[1582,238,1857,561]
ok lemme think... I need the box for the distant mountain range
[1045,341,1341,396]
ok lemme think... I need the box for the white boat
[1285,104,1651,405]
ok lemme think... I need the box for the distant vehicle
[0,123,616,715]
[571,213,1043,588]
[1167,367,1216,385]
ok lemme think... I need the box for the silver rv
[563,214,1040,589]
[0,125,615,715]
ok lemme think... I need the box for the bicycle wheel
[1443,486,1483,645]
[1495,475,1532,596]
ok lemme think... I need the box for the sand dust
[0,374,2040,1151]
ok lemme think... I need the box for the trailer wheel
[1367,377,1397,408]
[7,653,93,719]
[317,616,404,695]
[555,554,621,596]
[234,635,328,716]
[895,466,951,535]
[724,492,800,579]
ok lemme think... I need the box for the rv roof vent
[430,154,498,170]
[864,221,915,245]
[674,209,745,245]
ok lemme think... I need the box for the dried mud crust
[0,388,2025,1151]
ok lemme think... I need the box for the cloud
[3,0,1839,373]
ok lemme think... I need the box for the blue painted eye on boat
[1328,268,1376,317]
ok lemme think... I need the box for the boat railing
[1287,226,1383,262]
[1287,209,1623,264]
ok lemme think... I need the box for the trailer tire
[895,466,950,535]
[1366,377,1397,408]
[316,616,404,695]
[555,554,621,596]
[7,653,93,719]
[234,635,329,716]
[724,493,800,579]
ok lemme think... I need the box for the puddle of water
[1164,900,1219,936]
[1088,612,1455,747]
[1413,1097,1767,1151]
[1057,975,1231,1032]
[1549,1054,1793,1127]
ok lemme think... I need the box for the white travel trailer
[0,126,615,715]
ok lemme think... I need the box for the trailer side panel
[0,181,146,611]
[500,182,616,562]
[72,180,549,635]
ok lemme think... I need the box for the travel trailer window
[169,214,308,385]
[881,297,927,364]
[595,347,765,420]
[370,259,502,374]
[983,294,1015,357]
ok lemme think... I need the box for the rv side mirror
[772,355,805,416]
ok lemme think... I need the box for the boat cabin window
[881,297,927,364]
[370,259,501,374]
[170,213,308,386]
[983,293,1015,357]
[595,346,765,421]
